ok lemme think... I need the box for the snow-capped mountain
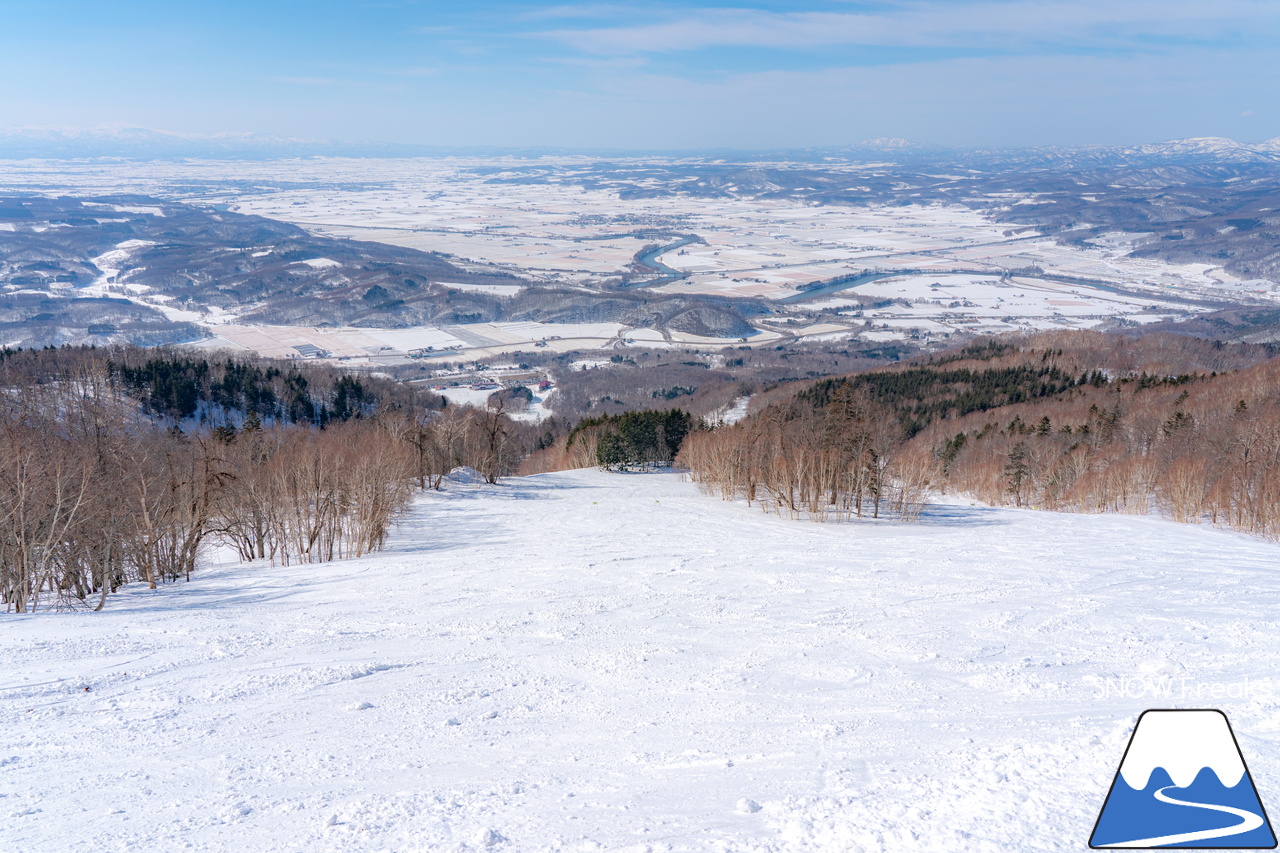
[1093,709,1275,849]
[1118,710,1247,790]
[858,137,919,150]
[1125,136,1280,165]
[5,126,1280,166]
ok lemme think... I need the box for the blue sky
[2,0,1277,149]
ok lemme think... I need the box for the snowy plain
[4,469,1280,852]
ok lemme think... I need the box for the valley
[5,148,1277,363]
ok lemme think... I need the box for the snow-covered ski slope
[4,469,1280,852]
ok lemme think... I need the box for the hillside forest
[0,346,553,612]
[7,330,1280,613]
[677,331,1280,539]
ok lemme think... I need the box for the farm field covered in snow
[5,469,1280,851]
[7,157,1274,361]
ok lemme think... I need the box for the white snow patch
[436,280,526,295]
[4,470,1280,851]
[710,396,752,426]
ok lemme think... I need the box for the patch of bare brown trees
[677,385,931,522]
[911,358,1280,538]
[1,356,539,612]
[0,360,230,612]
[377,398,537,488]
[213,422,415,566]
[674,330,1280,535]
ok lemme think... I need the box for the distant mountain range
[3,126,1280,167]
[832,136,1280,169]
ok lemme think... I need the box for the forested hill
[800,361,1083,438]
[0,345,545,614]
[679,330,1280,539]
[769,332,1278,438]
[0,345,443,428]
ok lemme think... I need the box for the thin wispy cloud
[540,55,649,70]
[539,1,1280,54]
[2,0,1275,148]
[272,76,408,94]
[385,65,440,77]
[273,76,346,87]
[517,3,644,21]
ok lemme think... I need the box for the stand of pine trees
[567,409,694,470]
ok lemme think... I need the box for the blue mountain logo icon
[1091,709,1276,848]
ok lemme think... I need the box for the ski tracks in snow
[4,470,1280,851]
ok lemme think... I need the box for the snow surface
[435,386,555,423]
[707,397,752,427]
[4,469,1280,851]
